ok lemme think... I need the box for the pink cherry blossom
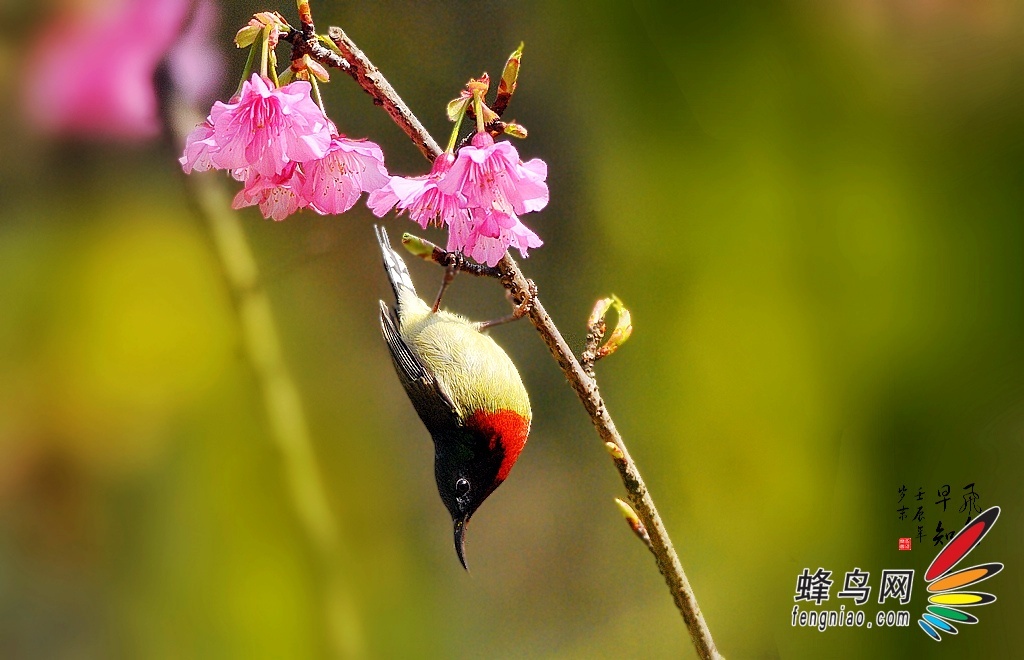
[365,174,427,219]
[303,136,389,215]
[448,208,543,267]
[231,164,307,221]
[182,90,387,221]
[179,120,216,173]
[437,132,549,218]
[367,153,465,229]
[436,132,548,264]
[208,75,331,177]
[370,144,547,267]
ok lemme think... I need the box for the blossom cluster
[178,29,548,265]
[181,74,388,220]
[368,132,547,266]
[28,0,550,265]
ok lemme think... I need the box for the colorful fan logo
[918,506,1002,641]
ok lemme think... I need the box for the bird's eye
[455,478,470,497]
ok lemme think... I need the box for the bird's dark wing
[379,301,463,434]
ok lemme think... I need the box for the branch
[399,233,503,279]
[499,252,721,660]
[327,26,442,162]
[318,23,722,660]
[280,25,351,72]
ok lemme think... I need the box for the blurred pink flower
[231,164,308,221]
[25,0,220,140]
[207,75,332,177]
[303,136,389,215]
[167,0,224,106]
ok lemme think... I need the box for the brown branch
[580,312,606,380]
[280,26,351,72]
[327,26,442,162]
[312,22,723,660]
[498,253,721,659]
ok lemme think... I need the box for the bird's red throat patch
[467,409,530,483]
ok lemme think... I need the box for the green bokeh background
[2,1,1023,657]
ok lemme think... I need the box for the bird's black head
[432,427,506,570]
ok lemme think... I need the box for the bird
[375,225,532,570]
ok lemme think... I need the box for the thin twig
[401,233,503,278]
[279,4,351,73]
[327,26,442,161]
[580,314,606,380]
[498,252,720,659]
[281,26,351,72]
[315,23,722,660]
[432,263,457,313]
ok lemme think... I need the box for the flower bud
[596,296,632,360]
[588,297,615,329]
[495,42,524,114]
[401,233,436,260]
[503,122,528,139]
[614,498,651,548]
[303,54,330,82]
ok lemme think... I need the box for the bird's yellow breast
[399,307,531,422]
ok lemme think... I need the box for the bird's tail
[375,225,418,311]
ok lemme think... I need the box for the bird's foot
[479,279,536,331]
[432,253,465,312]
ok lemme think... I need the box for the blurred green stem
[325,24,722,660]
[170,106,363,659]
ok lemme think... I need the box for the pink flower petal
[179,120,216,173]
[368,153,458,228]
[209,75,331,176]
[303,136,389,215]
[232,165,307,221]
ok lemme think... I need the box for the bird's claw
[433,252,466,312]
[478,280,537,331]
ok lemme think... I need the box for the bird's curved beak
[453,516,470,571]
